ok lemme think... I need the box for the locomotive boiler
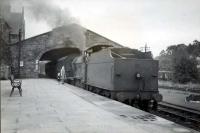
[71,45,162,110]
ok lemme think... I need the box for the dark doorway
[39,47,80,78]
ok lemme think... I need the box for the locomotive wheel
[143,100,149,111]
[110,92,117,100]
[95,89,100,94]
[93,88,98,93]
[88,86,92,91]
[83,84,87,90]
[99,90,103,96]
[138,100,148,111]
[141,100,158,111]
[138,100,142,109]
[123,99,130,105]
[86,85,89,91]
[131,100,139,107]
[105,91,111,98]
[152,101,158,111]
[75,80,80,87]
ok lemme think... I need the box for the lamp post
[18,29,22,78]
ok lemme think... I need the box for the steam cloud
[25,0,78,28]
[0,0,86,50]
[24,0,86,50]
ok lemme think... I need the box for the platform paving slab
[1,79,199,133]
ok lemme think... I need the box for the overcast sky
[12,0,200,57]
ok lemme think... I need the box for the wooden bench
[10,75,22,97]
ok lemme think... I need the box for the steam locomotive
[59,45,162,110]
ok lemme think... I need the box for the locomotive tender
[68,45,162,110]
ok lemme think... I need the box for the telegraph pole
[140,43,150,53]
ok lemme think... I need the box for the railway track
[152,102,200,131]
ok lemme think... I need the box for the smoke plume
[0,0,86,50]
[24,0,78,28]
[24,0,86,50]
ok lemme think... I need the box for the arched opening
[38,47,80,78]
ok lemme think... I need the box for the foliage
[157,40,200,83]
[156,49,172,71]
[187,40,200,57]
[174,57,198,83]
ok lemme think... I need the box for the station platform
[159,88,200,111]
[1,79,199,133]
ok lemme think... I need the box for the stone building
[0,3,25,44]
[0,3,25,79]
[0,16,11,79]
[10,24,123,78]
[0,17,11,43]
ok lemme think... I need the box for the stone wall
[0,38,11,79]
[10,33,51,78]
[9,25,123,78]
[0,18,11,79]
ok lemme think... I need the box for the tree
[174,56,198,83]
[157,49,172,71]
[157,42,199,83]
[187,40,200,57]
